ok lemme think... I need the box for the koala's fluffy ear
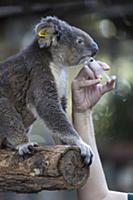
[35,18,61,48]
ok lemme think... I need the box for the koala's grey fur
[0,16,98,165]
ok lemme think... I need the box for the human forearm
[72,109,127,200]
[72,110,95,143]
[72,109,109,200]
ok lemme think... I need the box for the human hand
[72,61,116,112]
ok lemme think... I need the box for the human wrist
[72,106,96,141]
[72,106,92,116]
[72,105,93,126]
[72,108,92,126]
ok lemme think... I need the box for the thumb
[101,76,116,95]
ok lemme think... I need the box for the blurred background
[0,0,133,199]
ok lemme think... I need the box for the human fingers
[78,79,101,88]
[97,61,110,71]
[75,65,95,80]
[100,76,116,95]
[72,78,100,90]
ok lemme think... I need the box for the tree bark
[0,145,89,193]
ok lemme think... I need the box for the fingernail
[111,75,116,80]
[98,78,101,82]
[97,75,102,80]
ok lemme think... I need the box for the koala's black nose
[90,42,99,56]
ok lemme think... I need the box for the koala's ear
[35,19,61,48]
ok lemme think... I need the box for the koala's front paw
[16,142,38,156]
[79,141,94,166]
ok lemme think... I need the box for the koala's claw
[79,142,94,166]
[84,151,93,167]
[16,142,38,156]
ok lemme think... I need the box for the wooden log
[0,145,89,193]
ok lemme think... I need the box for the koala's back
[0,52,35,127]
[0,40,56,129]
[0,53,29,100]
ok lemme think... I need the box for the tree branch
[0,145,89,193]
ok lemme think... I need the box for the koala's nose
[90,42,99,56]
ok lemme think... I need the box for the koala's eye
[76,38,84,45]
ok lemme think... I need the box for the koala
[0,16,98,165]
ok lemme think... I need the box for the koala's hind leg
[0,97,37,155]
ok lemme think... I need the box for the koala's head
[35,16,98,66]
